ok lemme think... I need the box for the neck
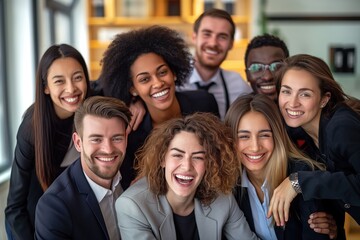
[302,113,321,148]
[194,61,219,82]
[149,98,181,128]
[166,194,195,216]
[247,171,265,203]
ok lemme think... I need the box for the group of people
[4,7,360,240]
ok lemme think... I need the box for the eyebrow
[237,129,272,134]
[88,133,125,138]
[281,84,314,92]
[135,63,167,78]
[170,147,205,155]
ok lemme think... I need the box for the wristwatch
[289,172,302,194]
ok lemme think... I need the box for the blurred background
[0,0,359,239]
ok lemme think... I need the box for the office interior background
[0,0,359,239]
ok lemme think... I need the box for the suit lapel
[158,195,177,239]
[194,199,217,239]
[71,160,109,239]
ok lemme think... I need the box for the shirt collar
[189,67,221,85]
[241,169,268,190]
[84,171,122,203]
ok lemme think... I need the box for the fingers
[308,212,337,239]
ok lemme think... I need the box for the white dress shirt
[178,68,253,119]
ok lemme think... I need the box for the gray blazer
[115,178,258,240]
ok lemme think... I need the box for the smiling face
[44,57,87,119]
[278,69,330,135]
[237,111,274,176]
[193,16,234,70]
[73,115,127,189]
[162,131,206,203]
[246,46,286,101]
[130,53,177,113]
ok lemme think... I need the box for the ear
[321,92,331,108]
[44,86,50,95]
[192,32,197,45]
[72,132,82,152]
[129,87,138,97]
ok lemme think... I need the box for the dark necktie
[195,82,216,92]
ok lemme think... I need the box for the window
[0,0,11,173]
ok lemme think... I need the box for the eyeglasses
[247,62,283,78]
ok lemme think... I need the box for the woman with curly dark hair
[115,112,258,240]
[99,25,219,189]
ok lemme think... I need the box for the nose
[261,67,273,81]
[181,156,192,170]
[249,137,260,152]
[65,80,76,93]
[208,35,218,47]
[101,139,115,153]
[288,94,300,108]
[152,76,164,89]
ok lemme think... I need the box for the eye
[259,133,272,138]
[269,62,283,72]
[171,153,183,158]
[112,136,124,142]
[158,68,168,77]
[74,74,84,82]
[53,78,64,85]
[299,92,312,97]
[90,138,101,143]
[280,88,291,95]
[238,134,249,140]
[192,154,205,161]
[248,64,264,73]
[138,76,150,83]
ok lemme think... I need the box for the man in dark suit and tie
[35,96,132,240]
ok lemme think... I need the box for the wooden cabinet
[87,0,252,80]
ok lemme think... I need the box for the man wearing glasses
[244,34,289,101]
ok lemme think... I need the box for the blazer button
[344,203,351,209]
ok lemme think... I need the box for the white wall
[263,0,360,98]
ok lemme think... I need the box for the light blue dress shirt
[242,170,278,240]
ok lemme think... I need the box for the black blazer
[289,104,360,226]
[120,90,219,189]
[234,160,330,240]
[35,159,111,240]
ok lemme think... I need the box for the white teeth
[64,96,78,103]
[97,157,114,162]
[152,89,169,98]
[260,85,275,90]
[175,174,194,180]
[205,49,218,55]
[287,110,303,116]
[246,154,262,160]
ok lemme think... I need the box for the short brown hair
[193,8,235,39]
[74,96,132,137]
[135,112,239,206]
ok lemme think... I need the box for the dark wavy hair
[244,33,289,65]
[34,44,91,190]
[135,112,239,206]
[99,25,193,105]
[275,54,360,116]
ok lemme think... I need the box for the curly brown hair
[135,112,239,206]
[99,25,193,105]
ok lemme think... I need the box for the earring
[132,92,138,97]
[174,77,177,81]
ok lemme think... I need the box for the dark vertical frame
[0,0,11,171]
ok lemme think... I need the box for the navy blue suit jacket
[35,159,110,240]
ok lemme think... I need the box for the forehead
[238,111,270,130]
[82,115,126,135]
[198,16,232,34]
[48,57,82,75]
[131,53,166,73]
[282,69,320,90]
[247,46,286,65]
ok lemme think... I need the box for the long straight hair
[225,94,323,199]
[33,44,91,191]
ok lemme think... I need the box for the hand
[127,100,146,134]
[308,212,337,239]
[267,177,298,226]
